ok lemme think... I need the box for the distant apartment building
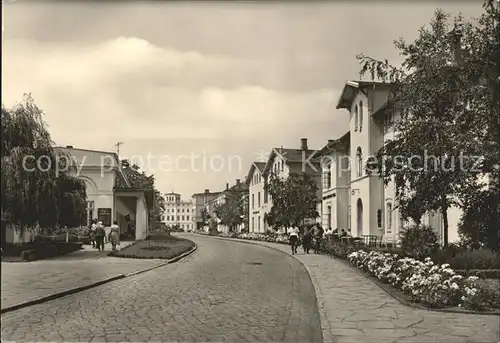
[191,189,220,230]
[246,138,322,233]
[161,192,194,231]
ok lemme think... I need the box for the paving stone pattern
[1,242,164,310]
[1,235,322,342]
[229,236,500,343]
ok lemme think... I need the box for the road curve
[1,234,322,342]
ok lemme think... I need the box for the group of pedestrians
[89,219,121,251]
[288,223,325,255]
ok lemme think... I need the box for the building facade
[246,138,322,233]
[191,189,220,230]
[5,146,152,244]
[161,192,194,231]
[318,132,351,231]
[246,162,267,233]
[327,80,463,244]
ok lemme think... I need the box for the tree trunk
[441,206,449,248]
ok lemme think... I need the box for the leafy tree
[359,3,499,246]
[264,173,319,232]
[213,192,247,232]
[1,95,87,235]
[200,208,209,225]
[458,187,499,251]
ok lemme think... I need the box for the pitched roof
[263,148,320,175]
[245,161,266,185]
[316,131,350,156]
[118,167,154,190]
[336,80,393,110]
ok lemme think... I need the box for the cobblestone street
[1,235,322,342]
[213,235,500,343]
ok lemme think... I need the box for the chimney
[226,183,229,190]
[328,139,334,144]
[236,179,240,186]
[66,145,73,148]
[301,138,308,151]
[204,189,209,193]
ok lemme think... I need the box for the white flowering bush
[237,232,290,244]
[348,250,490,309]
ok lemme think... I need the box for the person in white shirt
[90,219,97,248]
[289,226,300,255]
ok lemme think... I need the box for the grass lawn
[110,234,195,259]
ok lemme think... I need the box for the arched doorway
[357,199,363,236]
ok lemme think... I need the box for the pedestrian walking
[89,219,97,248]
[302,226,312,254]
[104,224,111,244]
[313,223,324,254]
[95,221,106,251]
[289,226,299,255]
[109,221,120,251]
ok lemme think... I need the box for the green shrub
[400,224,439,259]
[322,240,359,259]
[447,249,500,270]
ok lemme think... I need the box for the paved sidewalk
[217,236,500,343]
[1,242,166,310]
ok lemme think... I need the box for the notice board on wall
[97,208,112,226]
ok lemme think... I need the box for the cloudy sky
[2,1,483,198]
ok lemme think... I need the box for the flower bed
[110,235,194,259]
[347,250,499,311]
[237,232,290,244]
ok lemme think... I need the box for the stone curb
[0,274,125,314]
[194,233,334,343]
[197,234,500,317]
[124,244,198,277]
[0,243,198,314]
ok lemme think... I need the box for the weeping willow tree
[1,94,87,237]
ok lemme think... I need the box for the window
[356,147,363,177]
[377,209,382,228]
[327,205,332,229]
[359,100,364,131]
[252,194,255,209]
[252,217,255,231]
[177,215,180,221]
[323,164,332,189]
[182,215,185,221]
[258,216,261,231]
[354,104,359,131]
[386,203,393,233]
[258,192,261,207]
[186,215,189,221]
[85,201,94,227]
